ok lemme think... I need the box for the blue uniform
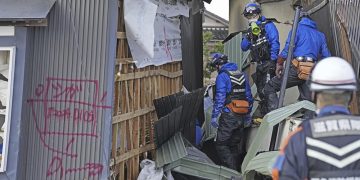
[211,62,253,121]
[212,62,254,170]
[272,105,360,179]
[241,16,280,61]
[280,17,331,61]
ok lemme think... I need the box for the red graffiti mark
[100,92,107,103]
[28,78,110,178]
[47,156,64,179]
[27,77,112,170]
[47,156,103,179]
[65,163,104,177]
[52,82,82,100]
[65,138,75,152]
[163,26,173,61]
[29,101,78,157]
[35,84,45,97]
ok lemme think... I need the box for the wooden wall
[111,0,183,179]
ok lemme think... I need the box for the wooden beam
[116,144,155,162]
[117,32,126,39]
[116,69,183,82]
[116,58,134,65]
[112,106,156,124]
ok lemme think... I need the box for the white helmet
[310,57,358,92]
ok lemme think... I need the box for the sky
[204,1,229,20]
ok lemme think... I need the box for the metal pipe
[269,6,302,151]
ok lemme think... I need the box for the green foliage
[203,31,225,81]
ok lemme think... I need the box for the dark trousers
[215,112,246,171]
[253,61,276,116]
[263,65,311,113]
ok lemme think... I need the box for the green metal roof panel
[242,100,315,173]
[243,151,279,178]
[156,132,187,168]
[201,104,217,142]
[164,157,241,180]
[224,32,250,70]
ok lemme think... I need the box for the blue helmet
[243,3,261,17]
[210,53,228,67]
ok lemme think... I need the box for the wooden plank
[141,115,146,149]
[116,69,183,81]
[117,32,127,39]
[133,118,140,178]
[116,144,155,162]
[112,107,155,124]
[116,58,134,65]
[133,69,141,178]
[126,119,133,180]
[119,161,125,180]
[111,124,118,158]
[124,65,130,113]
[119,121,126,158]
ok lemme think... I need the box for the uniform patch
[310,115,360,138]
[311,177,360,180]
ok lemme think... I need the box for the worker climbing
[241,2,280,118]
[210,53,253,171]
[272,57,360,179]
[264,10,331,117]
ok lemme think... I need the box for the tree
[203,31,224,82]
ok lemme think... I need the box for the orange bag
[292,60,314,80]
[226,100,249,114]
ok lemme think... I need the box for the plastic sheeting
[125,0,189,68]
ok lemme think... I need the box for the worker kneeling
[210,53,254,171]
[272,57,360,179]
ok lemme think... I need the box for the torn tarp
[125,0,189,68]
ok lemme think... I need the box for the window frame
[0,46,16,172]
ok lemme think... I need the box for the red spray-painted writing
[28,77,111,179]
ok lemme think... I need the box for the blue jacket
[241,16,280,61]
[211,62,253,120]
[272,105,351,179]
[280,17,331,61]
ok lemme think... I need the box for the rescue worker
[241,2,280,117]
[210,53,254,171]
[264,12,331,115]
[272,57,360,179]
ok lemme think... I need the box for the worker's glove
[275,63,284,78]
[244,114,252,128]
[211,117,219,128]
[244,32,253,41]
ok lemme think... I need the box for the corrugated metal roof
[154,106,183,147]
[156,133,187,168]
[0,0,56,21]
[243,151,278,178]
[154,88,205,144]
[153,92,184,119]
[164,156,241,180]
[224,32,250,70]
[156,132,241,179]
[241,100,316,175]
